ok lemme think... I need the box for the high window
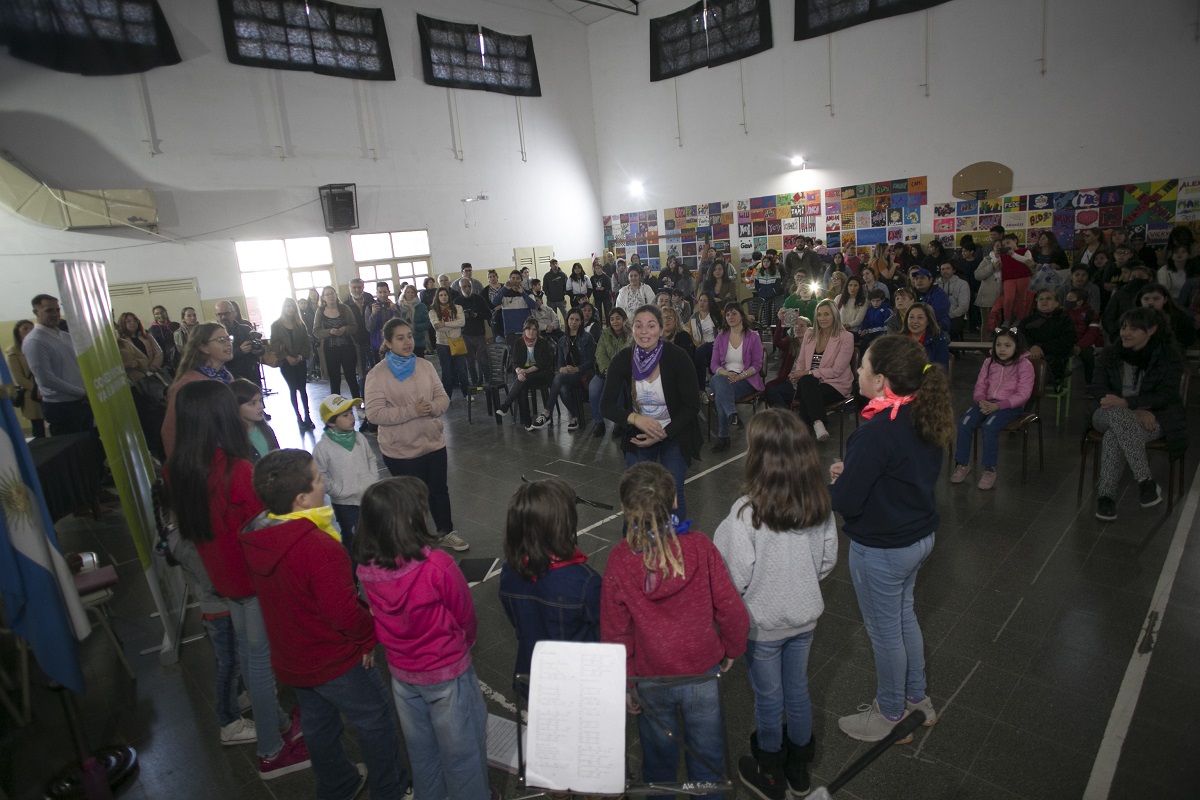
[416,14,541,97]
[234,235,333,329]
[650,0,773,82]
[350,230,432,297]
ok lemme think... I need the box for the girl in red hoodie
[355,477,497,800]
[950,328,1035,490]
[600,462,749,800]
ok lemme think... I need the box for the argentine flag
[0,359,90,694]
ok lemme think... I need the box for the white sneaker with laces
[220,717,258,746]
[838,699,911,743]
[440,532,470,552]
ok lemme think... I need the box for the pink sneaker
[950,464,971,484]
[282,706,304,743]
[258,738,311,780]
[977,469,997,490]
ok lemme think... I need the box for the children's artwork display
[603,175,1198,268]
[602,210,659,269]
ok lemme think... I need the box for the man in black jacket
[455,277,492,387]
[343,278,375,377]
[214,300,261,384]
[542,259,568,327]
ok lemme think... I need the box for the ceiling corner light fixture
[790,155,806,169]
[629,180,644,196]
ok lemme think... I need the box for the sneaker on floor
[1138,478,1162,508]
[258,738,311,780]
[905,696,939,727]
[350,763,367,799]
[591,423,605,438]
[1095,496,1117,521]
[950,464,971,484]
[282,705,304,743]
[813,420,830,442]
[495,406,508,418]
[220,717,257,746]
[440,531,470,552]
[838,699,911,743]
[976,469,997,490]
[531,414,550,429]
[567,417,580,432]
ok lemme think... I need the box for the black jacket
[509,336,555,386]
[601,342,703,465]
[342,293,375,345]
[454,293,492,337]
[1019,307,1077,381]
[1087,343,1187,458]
[543,269,568,303]
[1102,278,1149,340]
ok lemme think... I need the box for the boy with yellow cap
[312,394,381,555]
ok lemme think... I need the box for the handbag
[448,335,467,357]
[136,371,171,403]
[261,345,280,368]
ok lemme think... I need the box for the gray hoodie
[713,496,838,642]
[312,431,382,506]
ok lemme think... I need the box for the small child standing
[232,378,280,462]
[601,462,749,800]
[713,409,837,800]
[499,479,602,697]
[312,394,380,555]
[355,477,497,800]
[950,328,1035,490]
[242,449,410,800]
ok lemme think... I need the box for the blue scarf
[197,365,232,383]
[385,351,416,382]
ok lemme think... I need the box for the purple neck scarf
[632,340,665,381]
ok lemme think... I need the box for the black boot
[739,731,785,800]
[784,733,816,797]
[712,436,730,453]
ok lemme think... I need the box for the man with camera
[454,277,492,387]
[214,300,262,383]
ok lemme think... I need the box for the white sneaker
[813,420,830,441]
[440,532,470,552]
[220,717,258,746]
[838,699,911,744]
[567,417,580,432]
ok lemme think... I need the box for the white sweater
[312,432,382,506]
[713,496,838,642]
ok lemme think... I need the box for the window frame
[649,0,774,83]
[416,13,541,98]
[350,230,433,296]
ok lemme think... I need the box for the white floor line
[911,659,980,758]
[1083,467,1200,800]
[683,450,748,483]
[991,596,1024,643]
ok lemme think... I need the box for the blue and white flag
[0,359,90,694]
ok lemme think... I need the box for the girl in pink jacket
[950,328,1035,490]
[355,477,497,800]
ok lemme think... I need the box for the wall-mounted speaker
[318,183,359,233]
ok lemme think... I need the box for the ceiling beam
[563,0,639,16]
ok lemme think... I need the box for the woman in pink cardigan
[708,301,765,453]
[765,299,855,442]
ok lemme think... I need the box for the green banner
[54,260,183,663]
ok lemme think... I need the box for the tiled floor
[2,350,1197,800]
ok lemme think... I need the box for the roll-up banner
[54,260,184,665]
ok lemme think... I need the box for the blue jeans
[295,662,410,800]
[636,666,725,800]
[435,344,472,399]
[848,534,935,718]
[226,596,287,758]
[332,503,359,560]
[625,438,688,521]
[204,614,242,726]
[708,374,756,437]
[744,632,814,753]
[546,370,585,419]
[955,405,1024,469]
[590,374,624,427]
[391,666,490,800]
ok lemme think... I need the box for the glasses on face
[207,336,231,345]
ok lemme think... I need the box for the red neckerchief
[861,386,915,421]
[524,549,588,582]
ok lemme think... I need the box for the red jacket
[240,513,376,688]
[1067,304,1103,350]
[601,531,749,678]
[189,449,263,600]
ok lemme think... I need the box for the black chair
[485,343,512,425]
[796,347,861,458]
[959,356,1047,484]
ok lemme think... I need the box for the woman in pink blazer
[765,299,855,441]
[708,301,765,453]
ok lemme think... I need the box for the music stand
[511,670,734,798]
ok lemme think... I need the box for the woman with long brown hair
[269,297,314,429]
[7,320,44,437]
[828,334,953,745]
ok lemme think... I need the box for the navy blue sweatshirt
[829,405,940,547]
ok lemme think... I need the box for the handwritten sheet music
[525,641,626,794]
[486,713,525,775]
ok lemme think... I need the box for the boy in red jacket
[1065,287,1103,384]
[601,463,749,800]
[243,449,410,800]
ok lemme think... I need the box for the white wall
[0,0,602,321]
[587,0,1200,215]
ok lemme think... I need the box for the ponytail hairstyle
[740,409,831,531]
[865,335,954,448]
[990,325,1026,365]
[620,462,685,579]
[504,479,579,581]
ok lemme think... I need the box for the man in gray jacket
[937,262,971,340]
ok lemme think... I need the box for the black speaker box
[319,184,359,233]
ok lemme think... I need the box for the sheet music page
[485,713,525,774]
[525,641,626,794]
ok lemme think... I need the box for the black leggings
[324,343,361,399]
[280,361,311,420]
[792,375,846,426]
[502,376,552,425]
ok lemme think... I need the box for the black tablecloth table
[28,432,104,522]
